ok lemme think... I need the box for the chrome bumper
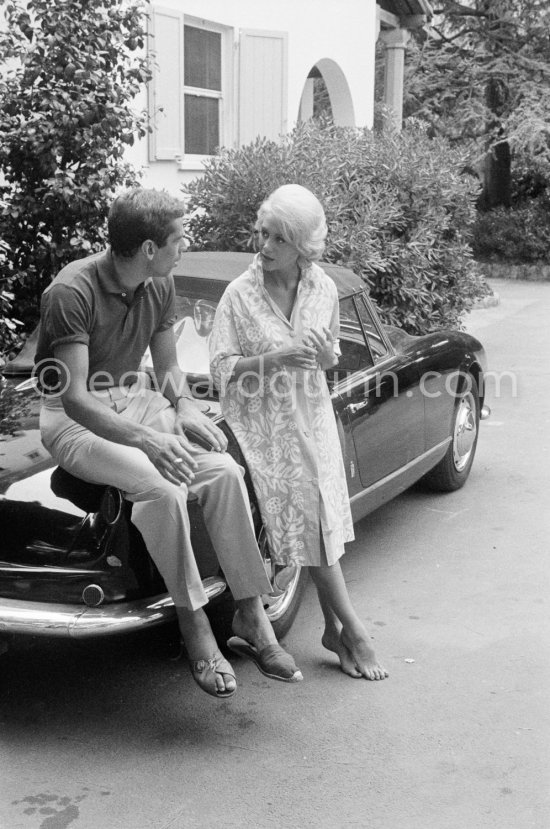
[0,576,227,640]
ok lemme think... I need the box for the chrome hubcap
[258,527,302,623]
[453,390,477,472]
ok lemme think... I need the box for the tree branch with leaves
[0,0,153,355]
[404,0,550,207]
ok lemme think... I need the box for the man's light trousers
[40,386,272,610]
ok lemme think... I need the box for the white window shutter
[238,29,288,145]
[148,7,184,161]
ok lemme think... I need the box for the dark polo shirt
[35,249,176,389]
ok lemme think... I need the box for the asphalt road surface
[1,278,549,829]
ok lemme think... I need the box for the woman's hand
[274,341,318,370]
[173,398,228,453]
[303,327,338,369]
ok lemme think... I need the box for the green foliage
[404,0,550,160]
[0,0,152,347]
[0,378,35,435]
[183,121,487,334]
[0,215,23,362]
[510,146,550,203]
[404,0,550,210]
[473,139,550,263]
[0,288,22,363]
[472,197,550,263]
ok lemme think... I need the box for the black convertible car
[0,252,489,649]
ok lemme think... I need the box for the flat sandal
[189,649,237,698]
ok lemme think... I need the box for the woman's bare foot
[321,629,362,678]
[341,628,388,680]
[323,627,388,681]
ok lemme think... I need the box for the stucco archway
[298,58,355,127]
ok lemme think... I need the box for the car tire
[422,374,480,492]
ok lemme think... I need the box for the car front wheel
[258,527,309,639]
[423,375,480,492]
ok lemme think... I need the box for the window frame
[325,294,375,383]
[148,12,287,167]
[178,16,232,169]
[352,293,390,364]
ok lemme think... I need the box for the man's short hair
[108,188,186,258]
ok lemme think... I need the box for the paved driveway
[1,278,549,829]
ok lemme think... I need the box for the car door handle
[346,401,369,415]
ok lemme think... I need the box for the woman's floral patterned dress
[210,254,354,567]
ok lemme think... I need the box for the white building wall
[127,0,378,193]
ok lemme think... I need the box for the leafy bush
[511,154,550,203]
[0,0,152,352]
[0,221,23,364]
[0,377,35,434]
[183,120,487,334]
[472,196,550,263]
[0,286,23,365]
[472,137,550,263]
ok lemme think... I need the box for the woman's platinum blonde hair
[257,184,327,265]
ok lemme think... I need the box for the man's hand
[141,430,199,485]
[173,398,228,453]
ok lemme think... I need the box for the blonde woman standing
[210,184,387,681]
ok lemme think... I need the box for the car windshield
[151,286,387,380]
[172,293,217,375]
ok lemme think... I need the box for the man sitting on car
[34,187,302,698]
